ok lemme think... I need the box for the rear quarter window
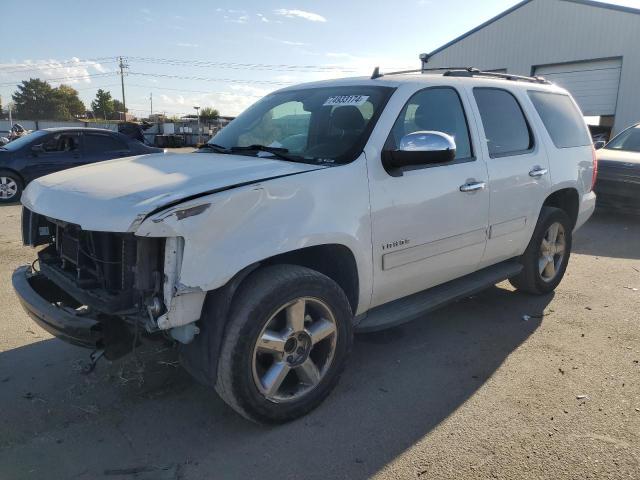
[528,91,591,148]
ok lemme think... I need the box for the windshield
[209,85,394,163]
[606,126,640,153]
[0,130,46,152]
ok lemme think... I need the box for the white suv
[13,68,596,423]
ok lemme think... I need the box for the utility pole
[118,56,128,121]
[194,106,201,145]
[150,92,153,118]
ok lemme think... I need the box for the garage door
[534,59,622,116]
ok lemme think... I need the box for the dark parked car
[595,122,640,214]
[0,128,162,203]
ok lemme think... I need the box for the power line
[126,56,358,73]
[127,71,290,85]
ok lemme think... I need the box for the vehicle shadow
[573,209,640,260]
[0,286,552,480]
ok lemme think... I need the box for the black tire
[510,206,572,295]
[0,171,23,204]
[215,264,353,424]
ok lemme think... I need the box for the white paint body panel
[21,74,596,330]
[21,151,324,232]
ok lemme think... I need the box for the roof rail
[370,66,551,84]
[370,66,481,80]
[444,68,551,84]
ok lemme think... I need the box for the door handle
[529,167,548,178]
[459,181,486,193]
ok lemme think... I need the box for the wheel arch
[542,188,579,230]
[179,243,360,387]
[0,167,25,187]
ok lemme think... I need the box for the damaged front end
[14,208,171,359]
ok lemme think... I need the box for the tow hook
[82,348,105,374]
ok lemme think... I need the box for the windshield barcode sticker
[323,95,369,107]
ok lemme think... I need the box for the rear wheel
[0,172,22,203]
[215,264,353,424]
[510,207,572,294]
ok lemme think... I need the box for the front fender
[135,159,373,319]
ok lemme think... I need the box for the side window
[473,88,533,157]
[84,134,127,154]
[528,91,591,148]
[42,133,80,153]
[389,87,472,160]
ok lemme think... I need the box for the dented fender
[135,158,374,328]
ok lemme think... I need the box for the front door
[22,131,82,181]
[367,85,490,308]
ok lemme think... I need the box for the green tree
[54,84,86,119]
[199,107,219,121]
[12,78,58,119]
[91,89,115,120]
[111,99,128,120]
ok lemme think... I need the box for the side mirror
[383,131,456,170]
[594,140,606,150]
[31,144,44,154]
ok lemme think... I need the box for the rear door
[467,86,552,267]
[82,132,131,164]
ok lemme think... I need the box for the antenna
[371,66,383,80]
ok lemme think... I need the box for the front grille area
[23,207,164,315]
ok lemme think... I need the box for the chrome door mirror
[384,131,456,169]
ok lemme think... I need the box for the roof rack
[370,65,551,84]
[444,67,551,84]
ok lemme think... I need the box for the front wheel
[510,207,573,295]
[0,173,22,203]
[215,265,353,423]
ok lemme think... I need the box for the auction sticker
[323,95,369,107]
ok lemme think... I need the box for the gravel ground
[0,204,638,480]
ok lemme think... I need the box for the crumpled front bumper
[12,265,102,349]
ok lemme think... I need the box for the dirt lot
[0,203,638,480]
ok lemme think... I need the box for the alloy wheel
[539,221,566,282]
[0,177,18,200]
[252,297,338,403]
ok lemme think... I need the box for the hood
[597,148,640,165]
[22,151,325,232]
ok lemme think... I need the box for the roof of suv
[278,71,566,95]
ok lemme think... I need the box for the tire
[0,171,22,204]
[215,264,353,424]
[510,206,572,295]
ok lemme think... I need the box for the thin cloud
[274,9,327,22]
[175,42,199,48]
[264,36,307,46]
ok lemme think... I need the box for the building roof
[427,0,640,58]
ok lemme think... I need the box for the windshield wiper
[199,143,233,154]
[230,144,306,163]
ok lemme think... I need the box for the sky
[1,0,639,118]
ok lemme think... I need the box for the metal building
[422,0,640,136]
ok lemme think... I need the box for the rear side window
[84,133,127,153]
[473,88,533,157]
[528,91,591,148]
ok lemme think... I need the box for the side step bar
[355,260,523,333]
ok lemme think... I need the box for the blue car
[0,127,162,203]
